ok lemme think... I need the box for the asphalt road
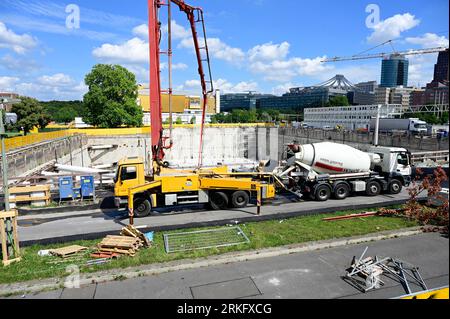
[14,232,449,299]
[17,189,419,245]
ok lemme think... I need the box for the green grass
[0,207,417,285]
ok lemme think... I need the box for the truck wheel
[133,197,151,218]
[388,180,402,194]
[334,183,350,200]
[230,191,249,208]
[366,180,381,196]
[209,192,229,210]
[315,185,331,201]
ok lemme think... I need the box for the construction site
[0,0,449,303]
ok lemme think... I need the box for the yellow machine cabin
[114,157,276,218]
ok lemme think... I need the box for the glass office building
[259,87,350,111]
[380,55,409,88]
[220,93,275,112]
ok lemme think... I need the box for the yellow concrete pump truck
[114,157,276,220]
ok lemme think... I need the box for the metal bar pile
[345,247,428,294]
[163,226,250,253]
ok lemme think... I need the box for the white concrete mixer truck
[275,142,412,201]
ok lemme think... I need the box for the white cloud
[176,78,259,94]
[271,82,295,96]
[2,73,88,101]
[38,73,74,87]
[215,78,259,93]
[0,54,40,72]
[405,33,449,48]
[162,20,191,40]
[408,54,437,86]
[134,21,191,41]
[0,76,19,90]
[367,13,420,44]
[248,42,290,62]
[0,21,37,54]
[93,37,148,64]
[249,56,331,82]
[132,24,148,39]
[179,37,245,63]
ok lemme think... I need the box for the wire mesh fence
[163,226,250,253]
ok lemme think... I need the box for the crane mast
[148,0,213,173]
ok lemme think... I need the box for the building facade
[137,86,219,125]
[0,92,20,112]
[220,93,274,112]
[433,49,449,83]
[259,87,351,111]
[304,104,404,130]
[380,55,409,88]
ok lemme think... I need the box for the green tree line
[402,112,449,125]
[211,109,282,124]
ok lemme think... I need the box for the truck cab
[409,119,428,135]
[368,146,412,186]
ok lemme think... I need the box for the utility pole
[373,104,381,146]
[0,99,10,211]
[1,98,14,258]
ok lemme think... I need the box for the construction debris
[92,225,152,258]
[120,225,151,247]
[49,245,88,258]
[345,247,428,294]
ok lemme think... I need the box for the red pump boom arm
[148,0,213,170]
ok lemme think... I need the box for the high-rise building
[380,55,409,87]
[433,49,449,83]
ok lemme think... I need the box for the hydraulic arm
[148,0,214,171]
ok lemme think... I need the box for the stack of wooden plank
[120,225,151,247]
[92,225,151,259]
[95,235,144,257]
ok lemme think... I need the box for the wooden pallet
[9,185,51,208]
[96,235,143,256]
[49,245,88,258]
[120,225,151,247]
[1,210,21,266]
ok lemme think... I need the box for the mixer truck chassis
[299,172,407,202]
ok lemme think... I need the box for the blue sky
[0,0,448,100]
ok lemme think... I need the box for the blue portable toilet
[80,176,95,201]
[59,176,74,204]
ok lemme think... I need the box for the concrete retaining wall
[278,128,448,158]
[1,135,86,179]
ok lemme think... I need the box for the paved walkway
[14,232,449,299]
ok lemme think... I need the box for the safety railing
[0,130,73,153]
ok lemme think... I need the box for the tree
[83,64,143,128]
[190,116,196,124]
[12,96,49,135]
[327,96,349,107]
[41,100,87,123]
[175,117,183,125]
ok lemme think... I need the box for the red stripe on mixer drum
[314,162,344,172]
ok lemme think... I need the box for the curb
[0,226,423,297]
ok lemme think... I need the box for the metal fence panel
[163,226,250,253]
